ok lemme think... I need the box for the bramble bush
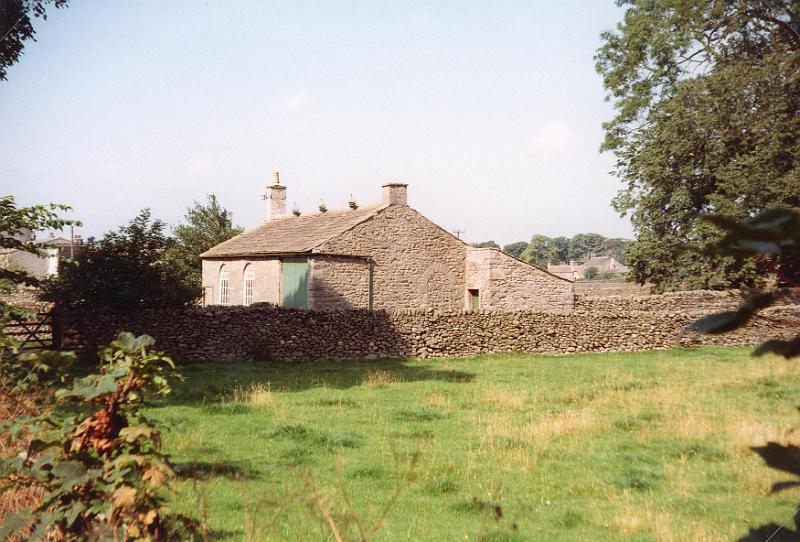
[0,332,200,541]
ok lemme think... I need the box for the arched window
[243,265,255,306]
[218,265,230,306]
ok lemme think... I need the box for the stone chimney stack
[382,182,408,206]
[265,171,287,221]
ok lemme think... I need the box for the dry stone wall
[0,286,52,313]
[60,289,800,362]
[575,289,800,313]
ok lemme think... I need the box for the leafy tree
[520,234,553,268]
[164,195,242,289]
[502,241,528,259]
[470,240,500,249]
[603,238,629,264]
[596,0,800,291]
[0,195,75,289]
[550,236,570,264]
[43,210,198,311]
[582,266,600,281]
[567,233,607,263]
[1,196,77,362]
[0,0,68,81]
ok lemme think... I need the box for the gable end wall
[475,249,574,312]
[317,205,467,311]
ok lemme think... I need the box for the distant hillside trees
[502,241,528,259]
[505,234,629,269]
[469,240,500,249]
[596,0,800,291]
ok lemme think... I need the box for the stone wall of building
[201,258,280,306]
[318,205,468,311]
[59,289,800,362]
[466,248,574,312]
[309,256,370,310]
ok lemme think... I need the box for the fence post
[51,305,62,350]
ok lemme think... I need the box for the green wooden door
[281,259,309,308]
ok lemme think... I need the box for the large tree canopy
[596,0,800,291]
[0,0,68,81]
[43,210,198,311]
[164,195,243,289]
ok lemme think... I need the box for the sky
[0,0,631,246]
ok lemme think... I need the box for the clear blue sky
[0,0,630,245]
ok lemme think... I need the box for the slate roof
[201,204,387,258]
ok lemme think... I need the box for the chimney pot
[382,182,408,206]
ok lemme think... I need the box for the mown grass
[150,347,800,541]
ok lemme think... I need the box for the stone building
[201,174,574,312]
[547,253,629,281]
[0,230,83,279]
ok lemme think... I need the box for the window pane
[219,267,230,306]
[243,266,255,306]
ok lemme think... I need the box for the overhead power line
[0,167,261,198]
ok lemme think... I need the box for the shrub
[0,332,199,541]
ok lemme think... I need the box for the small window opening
[468,289,480,311]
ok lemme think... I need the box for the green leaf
[63,501,88,527]
[0,511,32,539]
[62,374,118,400]
[52,460,88,491]
[119,426,158,443]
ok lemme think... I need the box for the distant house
[0,231,83,279]
[547,252,629,281]
[201,174,574,312]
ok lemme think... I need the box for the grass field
[152,347,800,541]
